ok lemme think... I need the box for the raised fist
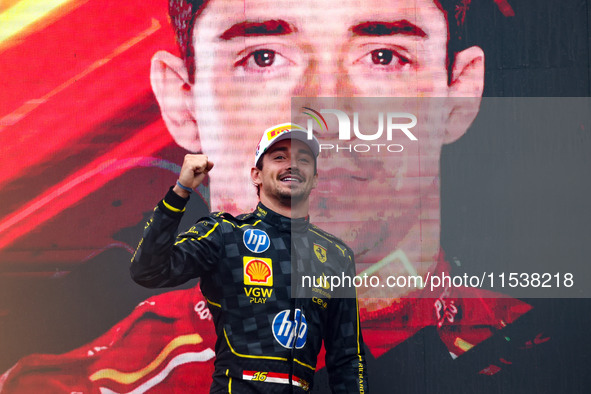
[173,154,214,197]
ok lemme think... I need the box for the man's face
[254,139,318,205]
[188,0,450,210]
[154,0,483,299]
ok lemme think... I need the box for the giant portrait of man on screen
[1,0,590,393]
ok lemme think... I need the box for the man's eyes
[372,49,394,65]
[271,155,310,162]
[372,49,410,66]
[355,47,412,70]
[233,45,413,74]
[235,48,292,73]
[249,49,275,67]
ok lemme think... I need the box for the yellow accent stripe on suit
[206,297,221,308]
[162,199,186,213]
[224,328,288,362]
[174,222,219,245]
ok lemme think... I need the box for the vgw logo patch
[272,309,308,349]
[243,229,270,253]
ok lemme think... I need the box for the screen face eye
[252,49,276,67]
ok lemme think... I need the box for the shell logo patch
[313,243,327,263]
[243,257,273,286]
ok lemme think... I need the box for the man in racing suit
[130,123,368,393]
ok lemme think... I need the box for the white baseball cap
[254,123,320,167]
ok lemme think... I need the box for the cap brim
[255,129,320,166]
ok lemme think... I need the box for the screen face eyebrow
[220,20,295,40]
[351,20,427,38]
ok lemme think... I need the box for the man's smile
[279,173,304,183]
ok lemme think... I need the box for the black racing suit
[130,188,368,393]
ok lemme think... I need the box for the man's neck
[259,196,309,219]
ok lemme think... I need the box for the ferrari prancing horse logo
[314,244,327,263]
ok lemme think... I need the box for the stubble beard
[274,179,312,206]
[276,185,308,205]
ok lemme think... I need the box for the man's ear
[444,46,485,144]
[150,50,201,152]
[251,167,262,186]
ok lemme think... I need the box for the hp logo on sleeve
[272,309,308,349]
[243,229,270,253]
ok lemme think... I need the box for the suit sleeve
[130,187,222,288]
[323,252,369,393]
